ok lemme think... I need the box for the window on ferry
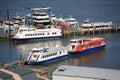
[52,32,54,35]
[83,40,90,42]
[60,51,61,54]
[90,26,93,28]
[32,50,35,53]
[70,41,77,43]
[33,55,37,58]
[32,34,34,36]
[47,33,49,35]
[30,34,32,36]
[52,32,56,35]
[78,41,82,44]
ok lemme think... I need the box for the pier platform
[62,26,120,37]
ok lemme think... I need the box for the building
[52,65,120,80]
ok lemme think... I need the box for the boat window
[70,41,77,43]
[83,40,90,42]
[5,23,14,26]
[43,33,45,35]
[33,55,37,58]
[25,34,27,36]
[32,50,35,53]
[60,51,61,54]
[32,50,39,53]
[78,41,82,44]
[52,32,57,35]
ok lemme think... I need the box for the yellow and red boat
[67,37,106,54]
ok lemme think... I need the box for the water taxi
[27,45,68,65]
[67,37,106,54]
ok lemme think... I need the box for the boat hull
[68,45,105,54]
[27,54,68,65]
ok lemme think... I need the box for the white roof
[31,7,51,11]
[53,65,120,80]
[81,22,112,27]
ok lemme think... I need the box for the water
[0,0,120,72]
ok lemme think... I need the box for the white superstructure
[32,12,51,25]
[64,16,79,28]
[27,45,68,65]
[81,19,113,31]
[12,25,62,40]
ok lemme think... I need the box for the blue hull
[68,45,106,54]
[12,36,62,41]
[27,54,68,65]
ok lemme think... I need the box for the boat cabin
[70,38,91,45]
[18,27,35,33]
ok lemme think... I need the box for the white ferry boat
[27,45,68,65]
[80,19,113,31]
[64,16,79,28]
[12,25,62,41]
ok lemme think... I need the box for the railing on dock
[62,26,120,38]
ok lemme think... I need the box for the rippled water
[0,0,120,72]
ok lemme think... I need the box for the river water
[0,0,120,72]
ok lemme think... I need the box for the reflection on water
[0,33,120,71]
[15,39,65,59]
[70,48,106,66]
[43,48,106,73]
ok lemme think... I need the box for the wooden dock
[62,26,120,38]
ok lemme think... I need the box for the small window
[58,68,66,72]
[33,55,37,58]
[60,51,61,54]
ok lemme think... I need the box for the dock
[62,26,120,38]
